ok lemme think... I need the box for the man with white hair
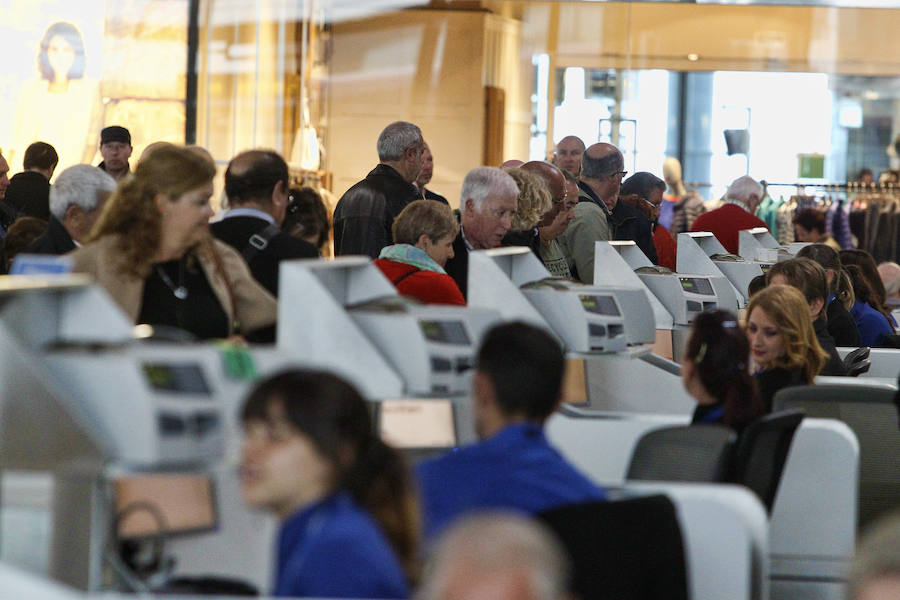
[690,174,768,254]
[25,165,115,254]
[442,166,519,299]
[333,121,426,258]
[416,513,570,600]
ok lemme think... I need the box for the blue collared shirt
[850,300,895,347]
[274,492,408,599]
[416,423,606,540]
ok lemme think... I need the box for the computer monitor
[378,398,457,449]
[562,358,589,405]
[114,473,218,540]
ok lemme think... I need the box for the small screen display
[579,295,620,316]
[115,474,217,540]
[419,320,471,345]
[679,277,714,296]
[142,363,211,395]
[379,399,456,448]
[760,264,772,274]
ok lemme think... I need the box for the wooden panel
[484,86,505,166]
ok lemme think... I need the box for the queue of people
[1,119,899,600]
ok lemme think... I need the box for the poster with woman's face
[0,1,187,177]
[0,2,105,173]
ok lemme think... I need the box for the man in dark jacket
[333,121,425,258]
[26,165,115,255]
[5,141,58,221]
[211,150,318,297]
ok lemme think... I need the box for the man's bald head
[521,161,566,205]
[224,149,290,223]
[553,136,585,177]
[581,143,623,178]
[878,261,900,299]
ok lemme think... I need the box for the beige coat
[70,235,277,335]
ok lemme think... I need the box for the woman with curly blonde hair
[71,145,276,340]
[499,166,553,252]
[746,284,828,410]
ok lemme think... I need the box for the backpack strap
[241,225,281,263]
[392,265,420,286]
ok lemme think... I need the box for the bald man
[521,161,574,277]
[552,136,585,178]
[212,149,318,296]
[878,261,900,307]
[556,143,622,283]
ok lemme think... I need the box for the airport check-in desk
[677,231,771,307]
[547,406,859,600]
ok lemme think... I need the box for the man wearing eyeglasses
[212,150,318,297]
[556,143,620,283]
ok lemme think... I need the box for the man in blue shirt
[417,321,606,540]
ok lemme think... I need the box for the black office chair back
[538,496,688,600]
[731,410,805,513]
[847,358,872,377]
[626,425,736,483]
[842,346,870,370]
[774,384,900,530]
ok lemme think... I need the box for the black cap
[101,126,131,145]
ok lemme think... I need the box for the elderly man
[521,161,574,277]
[414,143,448,204]
[333,121,425,258]
[25,165,115,254]
[621,172,675,269]
[552,135,585,178]
[97,125,133,182]
[443,166,518,299]
[417,513,571,600]
[212,150,319,296]
[556,143,622,283]
[690,175,768,254]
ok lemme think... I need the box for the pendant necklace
[155,260,189,300]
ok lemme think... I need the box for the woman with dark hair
[845,264,896,347]
[12,20,102,172]
[797,243,861,347]
[283,187,330,255]
[840,249,898,327]
[747,285,829,410]
[683,309,765,432]
[240,370,418,598]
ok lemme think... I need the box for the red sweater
[690,203,768,254]
[654,224,677,271]
[374,259,466,306]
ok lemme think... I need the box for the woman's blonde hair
[502,166,552,231]
[391,199,458,246]
[747,284,828,381]
[89,145,216,277]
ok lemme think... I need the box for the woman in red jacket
[375,200,465,305]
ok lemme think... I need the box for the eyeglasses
[614,171,628,178]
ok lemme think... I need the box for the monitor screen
[142,363,212,395]
[114,473,217,540]
[379,399,456,448]
[561,358,589,405]
[679,277,714,296]
[419,320,471,345]
[579,294,620,316]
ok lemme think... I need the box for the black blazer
[756,366,807,412]
[211,215,318,297]
[24,216,76,255]
[815,317,847,376]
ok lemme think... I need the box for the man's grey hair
[726,175,763,205]
[460,166,519,212]
[377,121,424,162]
[49,165,116,220]
[848,512,900,600]
[581,150,624,180]
[417,513,570,600]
